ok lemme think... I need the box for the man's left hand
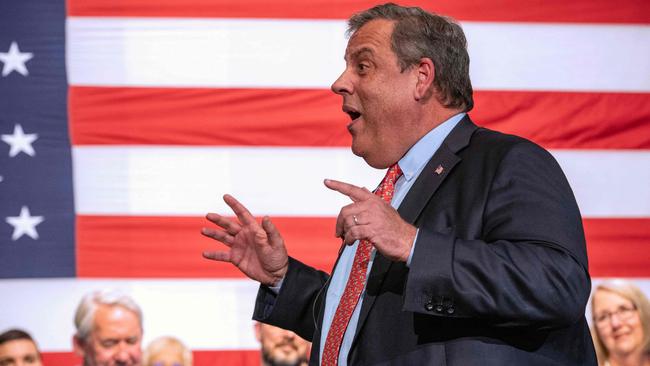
[324,178,417,262]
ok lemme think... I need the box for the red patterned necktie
[321,163,403,366]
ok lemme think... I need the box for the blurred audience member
[142,336,191,366]
[255,322,309,366]
[0,329,42,366]
[591,280,650,366]
[73,290,143,366]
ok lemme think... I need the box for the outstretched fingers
[201,227,235,246]
[223,194,257,226]
[205,212,241,235]
[202,250,231,262]
[262,216,283,248]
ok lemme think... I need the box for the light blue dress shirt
[319,113,465,365]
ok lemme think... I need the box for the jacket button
[446,306,455,314]
[435,305,443,313]
[425,302,434,311]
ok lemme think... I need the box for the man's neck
[415,105,464,140]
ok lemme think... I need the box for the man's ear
[72,335,86,357]
[254,322,262,343]
[414,57,435,102]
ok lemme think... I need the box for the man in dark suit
[202,3,597,365]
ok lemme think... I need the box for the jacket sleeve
[402,140,591,329]
[252,256,330,341]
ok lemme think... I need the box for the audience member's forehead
[0,338,39,353]
[594,289,633,307]
[93,303,141,328]
[95,303,138,315]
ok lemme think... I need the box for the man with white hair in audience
[73,290,143,366]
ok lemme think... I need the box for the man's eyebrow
[345,47,374,61]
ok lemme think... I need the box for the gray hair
[74,289,143,342]
[348,3,473,111]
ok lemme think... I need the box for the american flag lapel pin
[434,164,444,175]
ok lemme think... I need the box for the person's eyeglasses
[594,304,637,327]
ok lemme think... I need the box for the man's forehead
[344,19,395,59]
[0,339,37,353]
[92,305,141,332]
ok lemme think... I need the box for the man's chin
[350,142,363,157]
[351,145,376,167]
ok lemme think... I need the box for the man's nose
[284,330,296,340]
[331,69,352,95]
[113,343,132,364]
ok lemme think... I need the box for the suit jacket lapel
[351,115,477,344]
[400,115,476,222]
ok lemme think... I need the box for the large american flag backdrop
[1,0,649,365]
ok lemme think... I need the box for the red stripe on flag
[76,215,340,278]
[67,0,650,23]
[77,216,650,278]
[69,87,650,149]
[193,350,260,366]
[40,352,79,366]
[472,91,650,150]
[585,218,650,277]
[41,350,261,366]
[68,87,350,147]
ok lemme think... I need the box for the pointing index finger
[324,179,373,202]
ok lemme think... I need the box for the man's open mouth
[343,106,361,121]
[347,111,361,121]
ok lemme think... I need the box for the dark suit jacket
[253,116,597,365]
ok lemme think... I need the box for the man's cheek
[132,348,143,363]
[97,349,114,365]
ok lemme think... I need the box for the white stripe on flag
[66,17,348,88]
[553,150,650,218]
[66,17,650,91]
[72,146,650,217]
[72,146,384,216]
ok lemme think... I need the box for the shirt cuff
[268,276,285,294]
[406,228,420,267]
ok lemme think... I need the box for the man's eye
[358,63,369,72]
[25,355,38,364]
[0,358,14,366]
[101,340,117,348]
[126,337,139,345]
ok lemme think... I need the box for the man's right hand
[201,194,289,286]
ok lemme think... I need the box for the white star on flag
[1,124,38,157]
[5,206,44,240]
[0,41,34,77]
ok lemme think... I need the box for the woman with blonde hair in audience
[143,336,192,366]
[591,280,650,366]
